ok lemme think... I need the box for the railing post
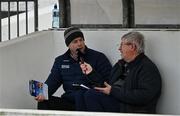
[59,0,64,28]
[0,1,1,42]
[58,0,71,28]
[25,0,28,34]
[122,0,134,28]
[8,1,11,40]
[17,0,19,37]
[34,0,38,31]
[129,0,134,28]
[65,0,71,27]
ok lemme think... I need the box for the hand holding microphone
[77,49,93,75]
[80,62,93,75]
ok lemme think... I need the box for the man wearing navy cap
[35,27,112,111]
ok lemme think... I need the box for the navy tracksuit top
[45,47,112,102]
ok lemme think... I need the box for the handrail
[0,0,38,42]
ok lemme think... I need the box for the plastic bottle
[52,4,59,28]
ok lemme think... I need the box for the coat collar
[126,53,145,69]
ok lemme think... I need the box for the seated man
[35,27,112,111]
[80,31,162,113]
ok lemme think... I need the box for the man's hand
[80,62,93,75]
[94,82,112,95]
[35,95,45,102]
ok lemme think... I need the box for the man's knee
[37,96,75,111]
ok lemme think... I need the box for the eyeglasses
[120,42,132,47]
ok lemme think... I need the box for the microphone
[77,49,84,64]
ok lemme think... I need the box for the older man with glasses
[80,31,162,113]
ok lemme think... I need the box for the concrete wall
[0,29,180,115]
[0,31,56,109]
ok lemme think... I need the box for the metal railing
[1,0,179,42]
[0,0,38,42]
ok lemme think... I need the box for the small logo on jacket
[61,65,70,69]
[63,60,70,62]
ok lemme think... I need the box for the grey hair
[121,31,145,54]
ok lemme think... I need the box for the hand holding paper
[94,82,111,95]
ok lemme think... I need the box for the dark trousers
[84,89,121,112]
[74,90,87,111]
[38,96,75,111]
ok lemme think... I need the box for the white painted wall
[0,31,56,109]
[0,29,180,115]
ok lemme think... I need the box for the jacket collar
[64,46,88,60]
[126,53,145,69]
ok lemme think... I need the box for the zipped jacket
[87,53,161,113]
[110,53,162,113]
[45,47,112,102]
